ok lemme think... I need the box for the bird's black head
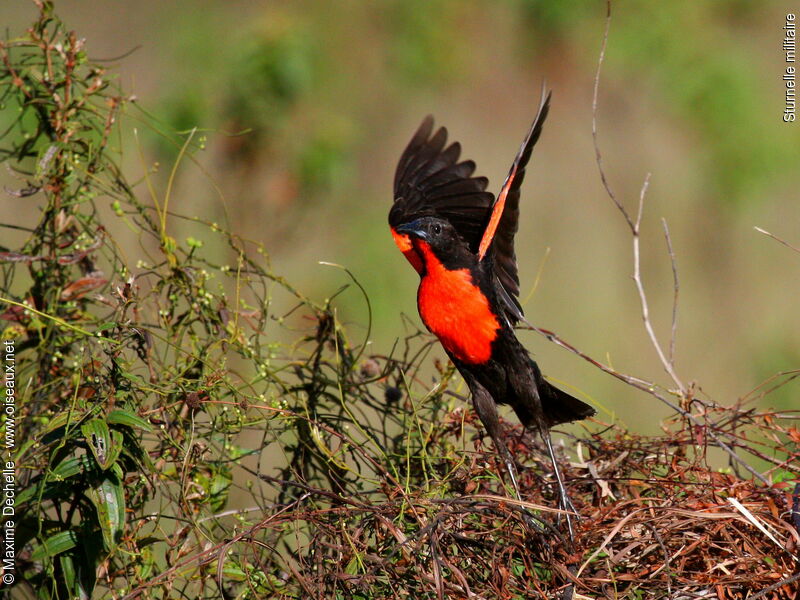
[395,217,475,270]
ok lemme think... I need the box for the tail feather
[540,379,595,427]
[527,357,595,428]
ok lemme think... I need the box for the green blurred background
[3,1,799,430]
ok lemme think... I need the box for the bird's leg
[542,430,578,541]
[469,381,521,498]
[467,381,553,535]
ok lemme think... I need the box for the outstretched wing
[477,87,551,322]
[390,91,551,323]
[390,116,494,262]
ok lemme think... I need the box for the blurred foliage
[518,1,800,207]
[121,0,798,219]
[155,6,351,203]
[383,0,465,88]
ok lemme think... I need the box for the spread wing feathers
[391,115,494,254]
[477,88,552,321]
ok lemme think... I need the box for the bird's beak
[395,220,428,241]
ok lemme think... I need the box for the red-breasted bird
[390,89,595,534]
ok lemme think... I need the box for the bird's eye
[432,223,442,235]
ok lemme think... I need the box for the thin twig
[642,521,673,598]
[630,177,686,394]
[592,0,634,233]
[754,226,800,254]
[662,218,679,364]
[744,571,800,600]
[525,322,770,485]
[591,0,685,396]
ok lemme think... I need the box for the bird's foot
[543,433,581,542]
[557,489,580,542]
[499,453,559,538]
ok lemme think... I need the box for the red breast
[414,241,500,364]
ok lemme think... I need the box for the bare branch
[592,0,634,233]
[754,226,800,254]
[634,173,648,232]
[662,218,680,364]
[543,4,783,481]
[524,323,770,485]
[631,176,686,394]
[592,2,685,396]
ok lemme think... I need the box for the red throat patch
[391,227,423,273]
[414,241,500,364]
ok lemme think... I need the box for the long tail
[528,358,595,428]
[539,378,595,427]
[508,358,596,430]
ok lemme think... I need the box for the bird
[389,88,595,536]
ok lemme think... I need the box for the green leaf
[30,530,79,561]
[119,370,146,386]
[772,469,796,484]
[209,469,232,512]
[138,546,155,580]
[17,454,95,506]
[82,418,122,469]
[71,544,98,599]
[42,409,88,436]
[119,428,153,471]
[107,409,152,432]
[227,444,255,460]
[345,554,363,575]
[52,454,95,480]
[86,471,125,551]
[195,466,232,512]
[59,553,77,595]
[221,563,248,582]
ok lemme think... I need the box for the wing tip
[419,114,435,134]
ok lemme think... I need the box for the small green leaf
[86,472,125,551]
[222,563,248,582]
[59,553,77,594]
[17,454,92,506]
[42,410,88,436]
[30,530,79,561]
[107,409,152,432]
[345,554,363,575]
[82,419,122,469]
[209,470,232,512]
[119,371,146,386]
[195,466,232,512]
[771,470,796,484]
[227,444,255,460]
[138,546,155,580]
[52,454,95,480]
